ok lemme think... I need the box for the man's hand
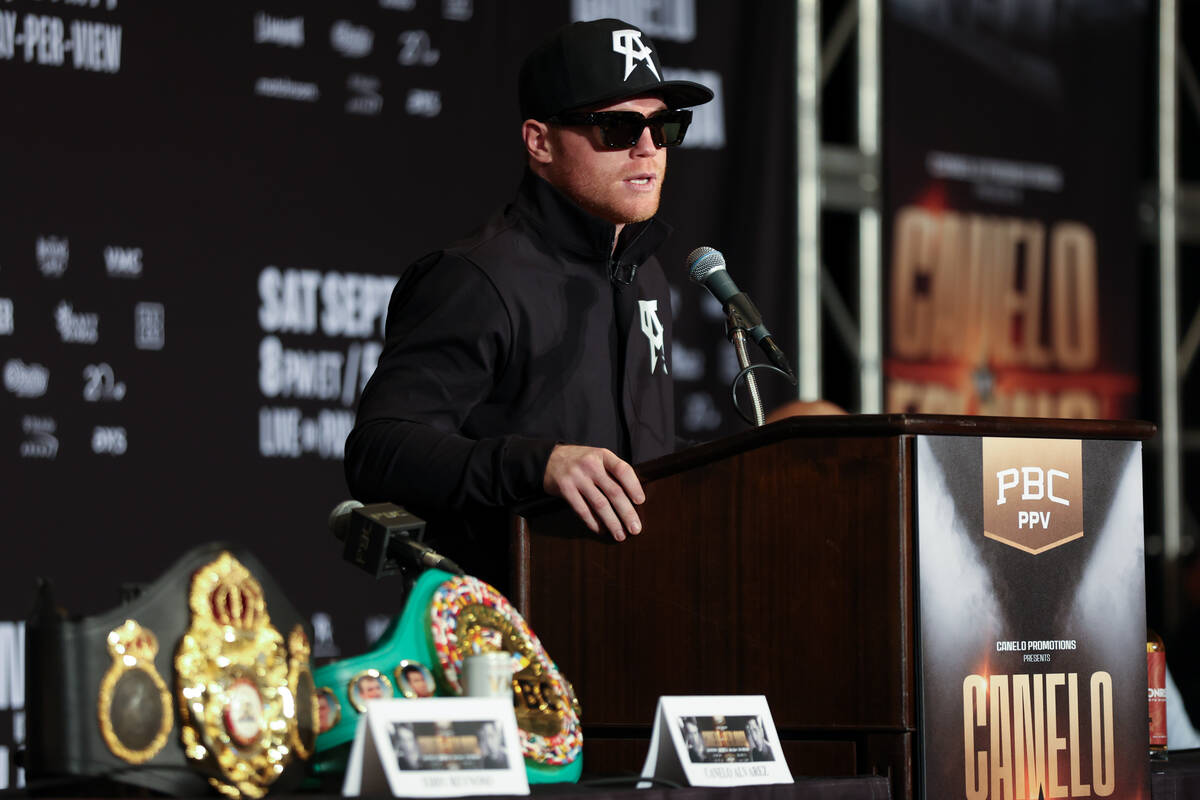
[542,444,645,541]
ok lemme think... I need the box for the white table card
[342,697,529,797]
[640,695,793,787]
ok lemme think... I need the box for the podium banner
[915,434,1148,800]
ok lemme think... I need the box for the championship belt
[26,543,316,798]
[312,568,582,784]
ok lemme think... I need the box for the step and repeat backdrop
[0,1,798,784]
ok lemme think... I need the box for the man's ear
[522,119,553,165]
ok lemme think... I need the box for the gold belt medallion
[175,552,305,799]
[98,619,173,764]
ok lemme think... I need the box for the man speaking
[344,18,712,592]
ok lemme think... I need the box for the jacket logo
[638,299,668,375]
[612,30,660,82]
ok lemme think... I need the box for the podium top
[515,414,1154,519]
[638,413,1155,483]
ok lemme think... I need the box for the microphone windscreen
[686,246,726,283]
[328,499,364,541]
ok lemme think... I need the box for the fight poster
[883,2,1145,418]
[916,435,1148,799]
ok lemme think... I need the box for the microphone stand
[726,307,766,427]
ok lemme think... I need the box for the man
[400,663,434,698]
[354,673,389,707]
[476,721,508,770]
[681,716,707,763]
[392,723,422,770]
[345,19,712,591]
[744,717,773,762]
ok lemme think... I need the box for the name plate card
[640,695,793,787]
[342,697,529,797]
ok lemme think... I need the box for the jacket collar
[513,169,671,283]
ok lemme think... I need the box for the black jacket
[344,170,675,589]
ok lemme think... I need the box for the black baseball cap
[519,18,714,121]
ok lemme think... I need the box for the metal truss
[796,0,883,411]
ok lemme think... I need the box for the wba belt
[26,543,316,798]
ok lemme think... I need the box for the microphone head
[329,499,364,540]
[686,246,726,284]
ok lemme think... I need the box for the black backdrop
[0,0,797,663]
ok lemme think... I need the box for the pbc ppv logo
[982,438,1084,555]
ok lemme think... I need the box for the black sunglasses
[548,109,693,150]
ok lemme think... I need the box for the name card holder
[640,695,793,788]
[342,697,529,797]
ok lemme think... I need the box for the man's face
[407,670,431,697]
[359,677,384,700]
[685,720,703,753]
[398,726,419,764]
[746,719,763,747]
[540,95,670,227]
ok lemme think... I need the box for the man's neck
[612,222,624,253]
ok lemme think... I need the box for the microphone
[329,500,464,579]
[686,246,796,383]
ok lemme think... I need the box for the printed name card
[342,697,529,797]
[640,695,793,787]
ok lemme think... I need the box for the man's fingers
[603,451,646,504]
[543,444,646,540]
[560,485,600,534]
[581,484,627,541]
[594,473,642,536]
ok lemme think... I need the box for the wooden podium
[510,415,1154,800]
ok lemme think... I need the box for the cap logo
[612,29,660,82]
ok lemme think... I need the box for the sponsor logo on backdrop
[405,88,440,117]
[254,13,304,48]
[682,392,722,432]
[4,360,48,399]
[311,613,340,659]
[82,362,126,402]
[103,245,142,278]
[664,68,725,150]
[20,416,57,460]
[442,0,473,22]
[54,301,98,344]
[36,236,68,278]
[381,0,417,9]
[134,302,165,350]
[331,21,373,58]
[91,425,127,456]
[255,76,319,102]
[6,13,122,73]
[364,615,391,645]
[346,73,383,116]
[671,342,704,381]
[572,0,696,42]
[0,299,12,335]
[982,438,1084,554]
[397,29,439,66]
